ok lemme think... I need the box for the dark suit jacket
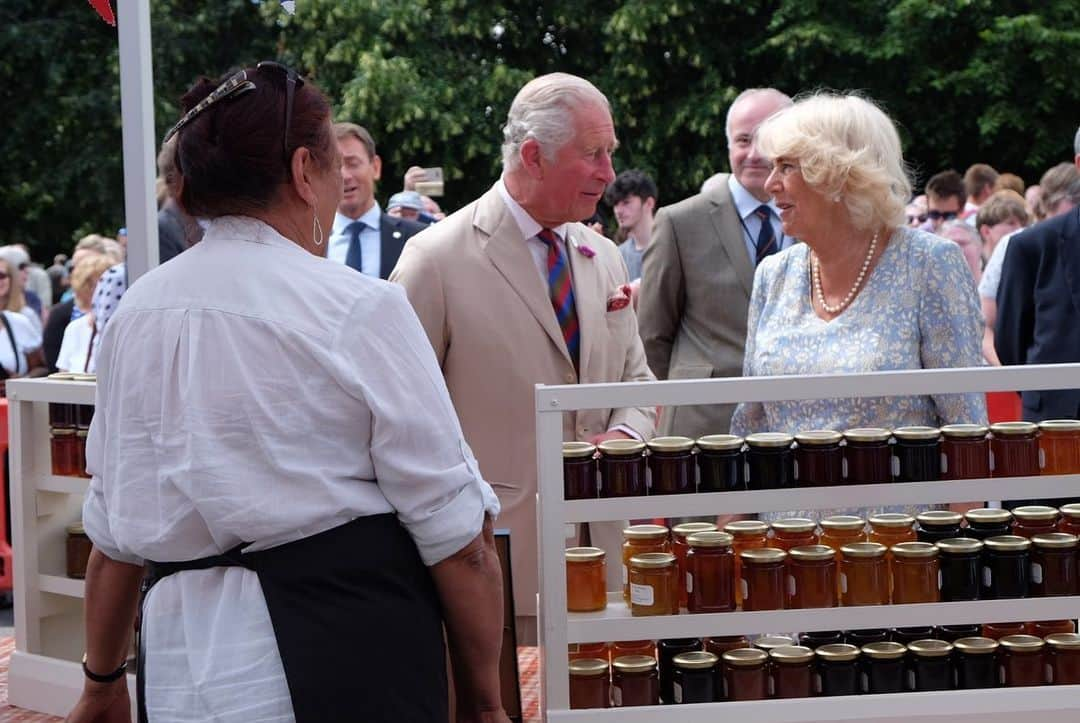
[995,207,1080,421]
[43,299,75,374]
[378,213,426,279]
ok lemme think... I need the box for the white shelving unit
[535,363,1080,722]
[6,378,136,718]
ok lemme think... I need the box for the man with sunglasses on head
[921,169,966,232]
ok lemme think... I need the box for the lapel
[566,226,603,380]
[475,188,573,367]
[708,178,755,297]
[1057,208,1080,316]
[379,214,405,279]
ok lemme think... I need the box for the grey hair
[501,73,610,171]
[724,88,793,143]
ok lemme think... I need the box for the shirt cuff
[404,478,501,567]
[609,423,643,441]
[82,482,144,566]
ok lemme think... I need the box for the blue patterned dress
[731,226,988,521]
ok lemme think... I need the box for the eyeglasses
[927,210,958,221]
[907,213,928,224]
[256,61,306,171]
[163,70,256,143]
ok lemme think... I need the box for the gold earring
[312,208,324,246]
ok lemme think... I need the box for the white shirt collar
[728,174,779,220]
[332,202,383,235]
[495,178,571,243]
[203,215,303,253]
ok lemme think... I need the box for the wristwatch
[82,653,128,683]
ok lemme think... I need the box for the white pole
[117,0,158,281]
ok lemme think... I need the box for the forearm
[83,547,144,674]
[430,516,505,716]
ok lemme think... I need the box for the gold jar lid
[71,373,97,382]
[891,541,939,559]
[565,547,605,562]
[965,508,1013,525]
[953,637,999,655]
[1012,505,1060,522]
[941,424,989,439]
[66,522,86,535]
[47,372,77,380]
[999,635,1046,651]
[753,635,795,651]
[1039,419,1080,432]
[647,436,695,453]
[672,522,718,539]
[687,531,733,549]
[612,654,657,673]
[794,430,842,446]
[843,427,891,443]
[569,658,610,677]
[722,648,768,667]
[1032,532,1079,549]
[820,515,866,531]
[696,434,744,451]
[861,642,907,660]
[990,421,1039,436]
[984,535,1033,552]
[1060,503,1080,520]
[769,645,815,664]
[51,428,75,437]
[623,524,670,541]
[908,639,953,657]
[724,520,769,536]
[739,547,787,564]
[745,432,794,448]
[562,442,596,459]
[936,538,984,555]
[597,439,646,456]
[76,430,89,439]
[789,544,836,561]
[868,513,915,528]
[629,552,676,569]
[1046,633,1080,650]
[839,541,888,559]
[815,644,860,662]
[771,518,816,534]
[916,510,963,528]
[673,651,719,670]
[892,426,941,441]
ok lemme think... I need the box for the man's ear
[372,154,383,182]
[977,224,991,244]
[644,196,656,214]
[520,139,544,179]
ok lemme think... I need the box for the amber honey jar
[611,640,655,660]
[568,658,610,709]
[890,542,941,604]
[565,547,607,612]
[953,637,999,689]
[1030,533,1078,596]
[860,641,906,693]
[1038,419,1080,475]
[628,553,677,616]
[50,428,78,477]
[819,515,867,551]
[990,421,1040,478]
[611,655,658,707]
[843,427,893,484]
[672,522,717,609]
[66,523,91,579]
[840,542,890,606]
[794,430,844,487]
[622,524,670,603]
[647,436,696,495]
[998,635,1046,687]
[721,648,768,701]
[891,425,941,482]
[568,642,610,662]
[982,622,1027,640]
[1059,503,1080,536]
[739,547,787,611]
[745,432,795,490]
[671,651,718,703]
[915,510,963,543]
[965,507,1013,540]
[657,638,700,703]
[685,531,735,614]
[982,536,1031,599]
[941,424,990,479]
[908,639,953,691]
[725,520,769,606]
[937,537,983,601]
[1030,620,1075,637]
[696,434,745,492]
[815,644,860,696]
[562,442,597,500]
[770,645,815,698]
[868,513,917,548]
[598,439,647,498]
[769,518,820,552]
[786,545,838,609]
[1011,505,1060,538]
[1046,633,1080,685]
[75,429,90,478]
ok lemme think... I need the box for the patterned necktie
[537,228,580,368]
[754,205,777,265]
[344,220,365,272]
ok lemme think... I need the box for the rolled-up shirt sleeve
[330,284,500,566]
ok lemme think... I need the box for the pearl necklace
[811,230,879,315]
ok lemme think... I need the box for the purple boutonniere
[570,236,596,258]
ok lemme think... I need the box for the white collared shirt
[327,203,383,276]
[728,175,791,262]
[496,179,573,284]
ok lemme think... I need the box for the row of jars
[47,372,96,478]
[568,630,1080,708]
[563,420,1080,499]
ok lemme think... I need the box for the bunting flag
[87,0,116,26]
[280,1,296,14]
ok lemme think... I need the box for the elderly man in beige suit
[391,73,656,645]
[638,88,793,439]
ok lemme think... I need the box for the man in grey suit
[638,88,793,438]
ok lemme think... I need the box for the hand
[588,430,633,445]
[628,278,642,310]
[403,165,427,191]
[65,678,130,723]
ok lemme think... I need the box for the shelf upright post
[7,393,42,652]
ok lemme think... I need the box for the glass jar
[770,645,815,698]
[799,631,844,649]
[769,518,820,552]
[695,434,745,492]
[843,427,893,484]
[568,642,610,662]
[1046,633,1080,685]
[941,424,990,480]
[845,629,889,647]
[1029,620,1076,637]
[672,522,717,609]
[890,542,941,604]
[982,535,1031,599]
[915,510,963,543]
[647,436,696,495]
[937,624,981,643]
[819,515,867,551]
[685,531,735,614]
[892,426,941,482]
[47,396,76,431]
[65,523,91,579]
[1011,505,1060,538]
[990,421,1040,478]
[953,636,999,689]
[562,442,598,500]
[565,547,607,612]
[657,638,700,704]
[75,429,90,478]
[739,547,787,611]
[75,400,95,429]
[860,641,906,694]
[611,655,658,707]
[745,432,795,491]
[721,648,768,701]
[50,428,78,477]
[752,635,796,655]
[1059,503,1080,536]
[908,639,954,691]
[839,542,890,606]
[725,520,769,607]
[671,651,718,704]
[868,513,917,548]
[598,439,647,498]
[622,524,670,603]
[568,658,610,709]
[1030,533,1078,596]
[794,430,844,487]
[611,640,655,660]
[628,553,677,616]
[1038,419,1080,475]
[965,507,1013,540]
[937,537,984,602]
[998,635,1046,687]
[703,636,750,657]
[891,627,937,645]
[787,545,837,609]
[815,644,860,696]
[982,622,1027,640]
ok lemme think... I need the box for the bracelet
[82,654,128,683]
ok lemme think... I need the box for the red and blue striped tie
[537,228,579,369]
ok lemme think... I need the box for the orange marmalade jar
[566,547,607,612]
[725,520,769,606]
[622,525,670,603]
[1038,419,1080,475]
[868,513,917,548]
[819,515,867,551]
[769,518,820,552]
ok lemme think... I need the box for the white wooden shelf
[38,574,85,599]
[39,475,91,494]
[6,377,96,405]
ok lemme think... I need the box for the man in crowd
[604,169,657,282]
[961,163,999,222]
[157,136,203,264]
[329,123,424,278]
[923,170,966,231]
[637,87,792,438]
[391,73,656,645]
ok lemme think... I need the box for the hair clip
[163,71,256,143]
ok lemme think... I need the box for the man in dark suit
[328,123,424,278]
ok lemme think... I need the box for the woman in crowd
[68,63,508,723]
[54,254,114,373]
[0,256,45,392]
[731,92,986,519]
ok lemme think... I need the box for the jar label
[793,458,799,481]
[1039,447,1046,470]
[983,565,992,589]
[744,461,751,484]
[989,449,995,473]
[1046,663,1054,684]
[1031,561,1043,584]
[623,564,628,587]
[686,571,693,594]
[941,453,948,474]
[565,523,576,540]
[612,684,623,707]
[937,569,943,590]
[999,664,1006,685]
[740,577,749,602]
[840,572,848,594]
[861,671,869,693]
[812,672,822,694]
[768,674,775,696]
[787,574,796,598]
[841,457,848,479]
[630,583,654,606]
[891,455,900,478]
[673,680,682,703]
[907,670,916,691]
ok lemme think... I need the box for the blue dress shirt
[328,204,383,276]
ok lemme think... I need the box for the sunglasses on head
[907,213,928,224]
[927,210,958,221]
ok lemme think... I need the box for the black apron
[138,514,447,723]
